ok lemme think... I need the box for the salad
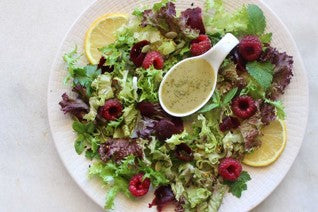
[59,0,293,211]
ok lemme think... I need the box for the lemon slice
[84,13,128,64]
[243,119,287,167]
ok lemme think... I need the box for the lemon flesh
[84,14,128,64]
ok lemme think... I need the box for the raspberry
[129,173,151,197]
[190,34,212,56]
[142,51,164,70]
[219,116,240,132]
[100,99,123,121]
[239,35,262,61]
[218,158,242,181]
[232,96,257,119]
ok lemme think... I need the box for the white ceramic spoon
[159,33,239,117]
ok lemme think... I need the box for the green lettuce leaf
[197,114,219,153]
[113,104,139,138]
[115,70,138,105]
[222,131,244,157]
[204,0,267,37]
[208,181,228,212]
[88,159,136,209]
[240,78,266,99]
[84,73,114,121]
[158,40,177,55]
[72,121,100,159]
[204,0,249,36]
[136,67,163,102]
[186,187,211,208]
[133,25,163,43]
[63,48,101,96]
[165,131,189,149]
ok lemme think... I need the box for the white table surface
[0,0,317,211]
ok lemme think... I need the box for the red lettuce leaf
[137,101,184,141]
[260,102,276,125]
[260,47,294,100]
[135,117,158,139]
[72,84,89,103]
[141,2,199,39]
[180,7,205,34]
[59,93,89,120]
[97,56,114,74]
[149,185,178,212]
[239,101,263,150]
[98,138,143,163]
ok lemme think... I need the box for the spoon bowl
[159,33,239,117]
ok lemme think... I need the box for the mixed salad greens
[59,0,293,211]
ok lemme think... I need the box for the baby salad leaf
[247,4,266,35]
[246,61,274,90]
[224,171,251,198]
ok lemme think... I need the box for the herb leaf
[223,88,238,105]
[247,4,266,35]
[224,171,251,198]
[199,90,221,113]
[246,61,274,90]
[260,33,272,44]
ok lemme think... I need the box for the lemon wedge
[243,119,287,167]
[84,13,128,64]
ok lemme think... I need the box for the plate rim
[47,0,309,211]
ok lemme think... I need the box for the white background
[0,0,317,211]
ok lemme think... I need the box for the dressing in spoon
[158,33,239,117]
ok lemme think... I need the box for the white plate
[47,0,309,211]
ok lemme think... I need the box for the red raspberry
[129,173,151,197]
[190,34,212,56]
[232,96,257,119]
[218,158,242,181]
[142,51,164,70]
[100,99,123,121]
[130,40,150,67]
[239,35,262,61]
[219,116,240,132]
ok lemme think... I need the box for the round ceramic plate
[47,0,309,211]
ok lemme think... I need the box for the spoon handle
[202,33,239,72]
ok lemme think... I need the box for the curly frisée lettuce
[58,0,294,211]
